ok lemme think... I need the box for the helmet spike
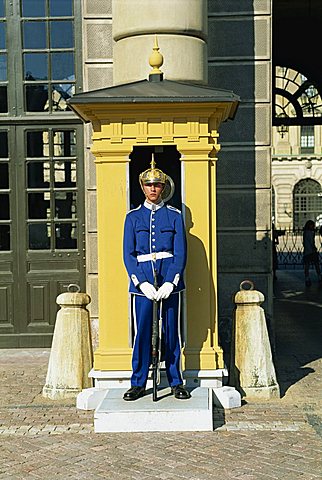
[151,153,156,170]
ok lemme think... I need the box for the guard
[123,156,191,401]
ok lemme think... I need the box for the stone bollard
[230,280,280,400]
[43,285,93,400]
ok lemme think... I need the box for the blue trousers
[131,293,183,388]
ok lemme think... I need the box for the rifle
[151,268,159,402]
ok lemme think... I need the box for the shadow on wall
[208,1,273,367]
[182,204,216,373]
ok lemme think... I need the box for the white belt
[137,252,173,262]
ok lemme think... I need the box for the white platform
[89,368,228,389]
[94,387,213,432]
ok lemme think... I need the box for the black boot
[123,386,145,401]
[171,384,191,400]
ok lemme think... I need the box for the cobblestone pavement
[0,270,321,479]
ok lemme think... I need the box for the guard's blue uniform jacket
[123,200,187,294]
[123,199,187,388]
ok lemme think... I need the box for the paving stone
[0,272,321,478]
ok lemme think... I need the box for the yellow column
[180,147,224,370]
[93,148,133,370]
[209,152,222,367]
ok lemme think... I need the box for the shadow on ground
[274,269,322,398]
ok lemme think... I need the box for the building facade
[4,1,319,353]
[273,125,322,231]
[273,67,322,231]
[0,0,273,349]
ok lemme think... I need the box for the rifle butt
[152,367,158,401]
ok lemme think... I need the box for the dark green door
[0,130,15,341]
[0,0,84,347]
[0,126,85,347]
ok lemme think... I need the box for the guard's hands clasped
[139,282,157,300]
[140,281,174,301]
[155,282,174,301]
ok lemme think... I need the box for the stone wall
[82,0,114,348]
[208,1,273,339]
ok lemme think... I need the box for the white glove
[139,282,157,300]
[155,282,174,301]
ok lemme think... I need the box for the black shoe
[123,386,145,401]
[171,384,191,400]
[305,279,312,287]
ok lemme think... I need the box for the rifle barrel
[152,269,159,402]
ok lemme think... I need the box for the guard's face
[143,182,164,203]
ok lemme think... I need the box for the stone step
[94,387,213,432]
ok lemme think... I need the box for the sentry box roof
[68,78,239,122]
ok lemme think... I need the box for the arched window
[274,66,322,127]
[293,179,322,228]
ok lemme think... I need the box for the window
[26,129,78,250]
[274,67,322,124]
[0,130,9,250]
[293,179,322,229]
[0,1,84,342]
[0,2,82,249]
[0,1,7,112]
[0,0,81,116]
[301,126,315,154]
[21,0,75,113]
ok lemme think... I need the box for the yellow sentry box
[69,43,238,377]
